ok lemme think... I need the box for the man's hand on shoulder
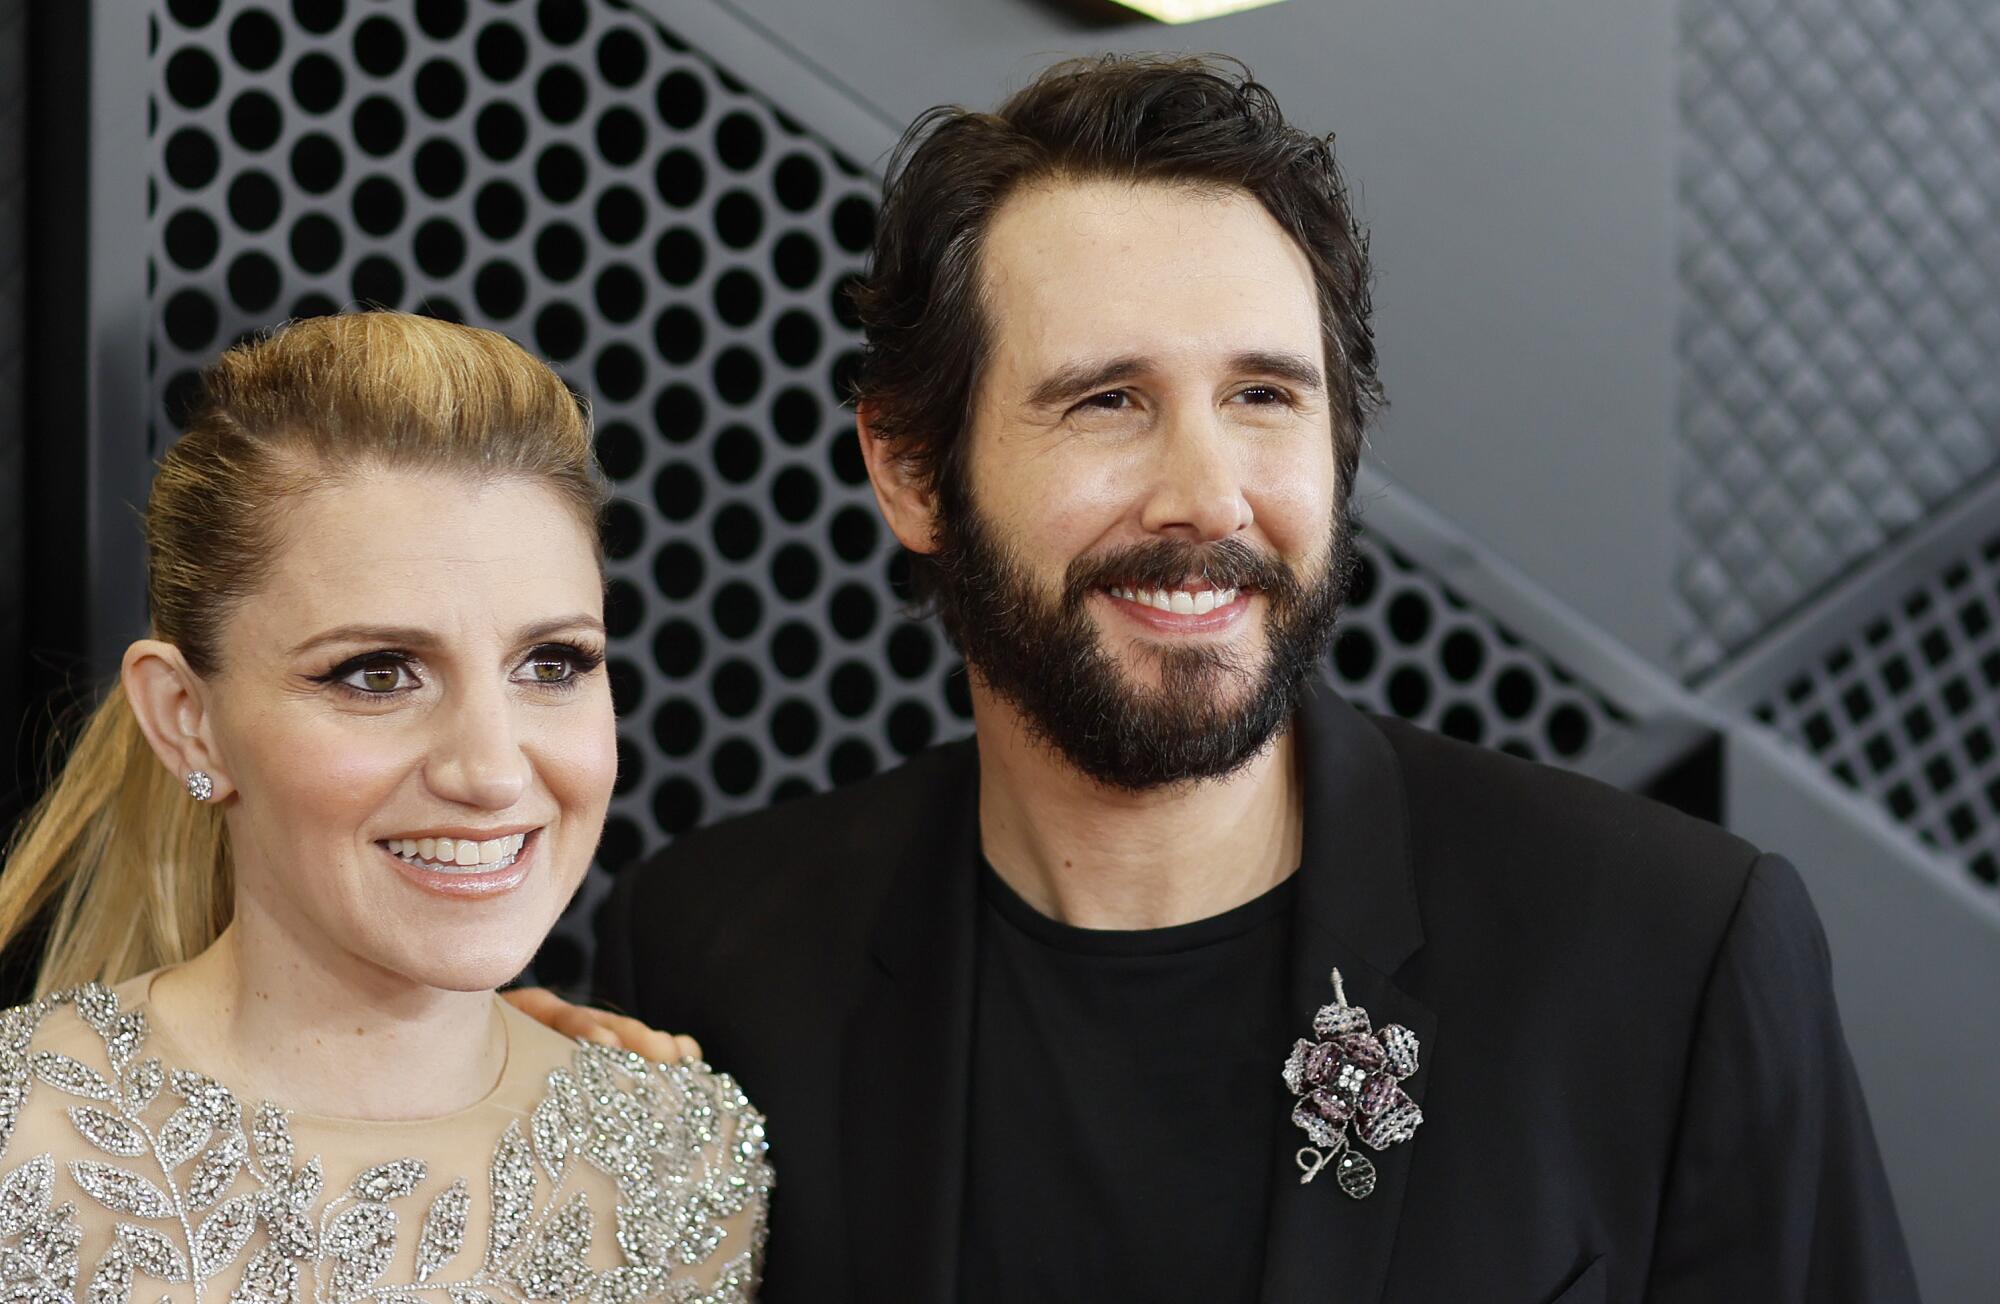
[503,987,704,1064]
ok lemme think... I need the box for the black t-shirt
[959,861,1298,1302]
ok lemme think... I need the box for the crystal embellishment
[1282,968,1424,1197]
[0,986,771,1302]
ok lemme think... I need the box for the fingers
[499,986,567,1019]
[501,988,702,1063]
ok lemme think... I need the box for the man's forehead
[979,177,1321,365]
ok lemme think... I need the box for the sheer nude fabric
[0,976,769,1304]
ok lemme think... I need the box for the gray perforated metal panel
[1751,523,2000,895]
[146,0,1644,986]
[1675,0,2000,674]
[1332,540,1632,764]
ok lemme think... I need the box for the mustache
[1062,536,1307,610]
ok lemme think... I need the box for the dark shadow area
[1640,731,1724,825]
[1020,0,1155,31]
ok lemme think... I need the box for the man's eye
[339,657,418,694]
[1236,386,1288,405]
[1076,390,1130,411]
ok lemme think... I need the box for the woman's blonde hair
[0,311,604,995]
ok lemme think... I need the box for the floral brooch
[1281,968,1423,1198]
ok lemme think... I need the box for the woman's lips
[379,829,538,899]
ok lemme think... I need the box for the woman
[0,312,770,1303]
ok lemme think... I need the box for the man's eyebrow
[287,615,605,658]
[1023,351,1327,409]
[1233,351,1326,393]
[1024,356,1150,409]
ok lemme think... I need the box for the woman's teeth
[383,833,527,872]
[1108,586,1239,615]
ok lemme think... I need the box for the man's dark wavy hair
[848,53,1383,600]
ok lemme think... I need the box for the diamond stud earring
[185,771,215,802]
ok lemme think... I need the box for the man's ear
[121,639,233,801]
[854,402,942,558]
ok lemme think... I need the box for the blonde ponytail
[0,685,231,994]
[0,311,601,994]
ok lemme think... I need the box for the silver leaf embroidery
[69,1162,175,1219]
[30,1053,116,1102]
[586,1265,660,1304]
[286,1156,321,1212]
[324,1201,396,1301]
[349,1158,426,1203]
[530,1093,568,1181]
[121,1061,163,1115]
[2,990,771,1304]
[66,1107,148,1159]
[116,1224,188,1281]
[249,1105,291,1172]
[193,1195,258,1280]
[253,1192,316,1260]
[170,1071,241,1131]
[413,1179,469,1282]
[230,1245,298,1304]
[0,1154,55,1236]
[485,1122,535,1269]
[73,986,119,1035]
[509,1191,593,1301]
[104,1014,147,1072]
[184,1134,247,1212]
[156,1105,213,1171]
[87,1238,132,1304]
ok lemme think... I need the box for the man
[523,55,1916,1301]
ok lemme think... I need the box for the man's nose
[1138,410,1254,541]
[426,688,531,810]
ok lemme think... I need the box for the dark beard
[927,504,1354,792]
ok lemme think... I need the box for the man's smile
[1101,582,1253,634]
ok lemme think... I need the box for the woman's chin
[380,934,556,994]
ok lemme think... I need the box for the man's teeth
[383,832,528,871]
[1107,586,1239,615]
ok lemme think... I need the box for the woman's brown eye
[358,664,402,693]
[530,658,569,683]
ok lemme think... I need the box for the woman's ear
[121,640,233,801]
[854,402,941,558]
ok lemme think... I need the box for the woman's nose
[1138,413,1254,541]
[426,693,530,809]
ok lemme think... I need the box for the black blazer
[595,689,1917,1302]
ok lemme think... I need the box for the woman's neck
[146,915,506,1122]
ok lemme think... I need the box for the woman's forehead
[224,472,603,651]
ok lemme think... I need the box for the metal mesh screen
[146,0,1638,986]
[1752,526,2000,894]
[1675,0,2000,674]
[1331,540,1630,763]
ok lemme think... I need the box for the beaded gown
[0,976,771,1304]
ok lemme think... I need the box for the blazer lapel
[839,745,982,1302]
[1261,689,1438,1302]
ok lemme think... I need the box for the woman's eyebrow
[287,615,604,658]
[515,615,606,642]
[287,624,436,657]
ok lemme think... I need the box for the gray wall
[1727,725,2000,1304]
